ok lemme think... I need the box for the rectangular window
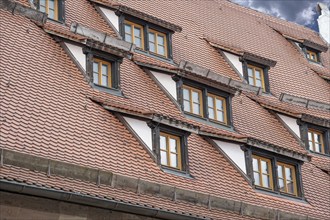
[148,29,167,57]
[124,21,144,49]
[247,65,265,91]
[207,93,227,124]
[306,50,318,62]
[308,129,324,153]
[159,132,182,170]
[252,155,273,190]
[182,85,203,117]
[277,162,297,196]
[39,0,58,20]
[93,58,112,88]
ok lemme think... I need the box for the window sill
[91,84,124,97]
[307,59,323,66]
[47,18,65,25]
[309,150,330,158]
[255,188,306,203]
[134,49,174,64]
[161,166,194,179]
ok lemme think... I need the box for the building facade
[0,0,329,219]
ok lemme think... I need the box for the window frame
[301,46,321,63]
[176,78,232,127]
[242,60,270,93]
[84,47,122,91]
[244,147,304,199]
[247,64,266,92]
[124,20,145,50]
[35,0,65,22]
[299,121,330,156]
[182,85,204,117]
[148,29,168,58]
[119,14,173,59]
[277,162,298,196]
[252,155,274,190]
[149,122,190,173]
[159,132,182,170]
[92,58,112,88]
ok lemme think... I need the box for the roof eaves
[280,93,330,112]
[301,114,330,128]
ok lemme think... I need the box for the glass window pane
[208,96,214,108]
[192,91,200,103]
[208,108,215,119]
[148,33,155,42]
[149,42,155,52]
[255,70,261,79]
[278,179,285,191]
[40,0,46,6]
[183,100,191,112]
[308,132,312,141]
[48,9,55,19]
[248,68,253,77]
[125,34,132,43]
[256,79,262,87]
[125,24,132,34]
[314,133,321,143]
[157,35,164,45]
[40,5,46,12]
[101,75,107,87]
[160,151,167,165]
[217,110,224,122]
[262,174,270,188]
[170,153,178,168]
[134,27,141,37]
[285,167,292,180]
[261,160,269,174]
[253,158,259,172]
[316,143,322,153]
[160,135,166,150]
[254,172,260,186]
[216,99,223,110]
[158,45,165,56]
[135,37,142,48]
[93,72,98,84]
[286,181,294,194]
[308,141,314,150]
[49,0,55,9]
[93,62,99,72]
[169,138,177,153]
[193,103,200,115]
[307,53,310,59]
[102,64,108,76]
[278,165,283,178]
[183,89,190,100]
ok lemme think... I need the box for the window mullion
[214,96,217,121]
[166,135,170,167]
[259,159,263,187]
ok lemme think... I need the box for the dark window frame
[148,122,190,174]
[242,60,271,93]
[83,47,122,91]
[298,121,330,156]
[175,77,233,127]
[118,13,174,60]
[300,45,321,63]
[243,146,304,199]
[34,0,65,22]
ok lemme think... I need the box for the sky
[230,0,330,32]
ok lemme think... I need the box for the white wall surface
[64,43,86,71]
[99,7,119,32]
[277,114,300,138]
[317,3,330,44]
[213,140,246,174]
[123,116,153,150]
[150,71,177,100]
[223,51,243,77]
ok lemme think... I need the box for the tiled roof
[1,0,330,219]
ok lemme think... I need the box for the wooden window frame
[92,58,112,88]
[247,64,266,92]
[119,14,174,59]
[148,29,168,58]
[299,121,330,156]
[277,162,298,196]
[252,155,274,190]
[207,93,227,124]
[182,85,204,117]
[35,0,65,22]
[244,146,304,199]
[242,60,270,93]
[308,129,325,154]
[149,122,190,173]
[124,20,145,50]
[306,50,319,62]
[159,132,182,170]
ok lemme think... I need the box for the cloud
[231,0,330,30]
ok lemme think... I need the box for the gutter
[0,179,207,220]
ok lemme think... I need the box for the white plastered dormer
[150,70,177,100]
[64,43,86,71]
[277,114,300,138]
[98,7,119,33]
[222,51,243,78]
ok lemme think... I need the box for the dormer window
[93,58,112,88]
[308,129,325,154]
[120,16,174,59]
[305,49,320,62]
[177,79,232,126]
[247,65,266,91]
[35,0,64,22]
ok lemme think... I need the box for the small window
[306,50,319,62]
[159,132,182,170]
[148,29,167,57]
[35,0,64,21]
[252,155,273,190]
[124,21,144,49]
[247,65,265,91]
[207,93,227,124]
[277,162,297,196]
[182,85,203,117]
[308,129,325,154]
[93,58,112,88]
